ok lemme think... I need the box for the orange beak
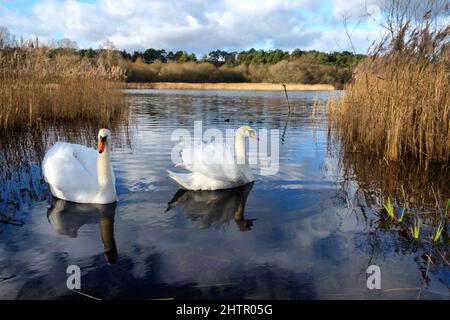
[98,139,106,154]
[249,131,259,141]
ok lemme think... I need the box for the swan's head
[98,128,111,154]
[237,126,259,141]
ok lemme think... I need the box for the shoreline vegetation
[0,23,363,129]
[328,1,449,167]
[328,0,449,244]
[123,82,335,91]
[123,51,361,88]
[328,0,449,242]
[0,46,127,130]
[0,24,361,129]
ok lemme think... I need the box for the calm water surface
[0,89,448,299]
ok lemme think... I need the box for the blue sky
[0,0,385,54]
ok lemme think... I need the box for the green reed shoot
[383,198,395,220]
[410,218,422,241]
[397,207,406,223]
[431,222,444,243]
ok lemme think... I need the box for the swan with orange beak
[168,125,259,190]
[42,128,117,204]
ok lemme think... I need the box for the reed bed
[328,13,450,167]
[0,47,128,130]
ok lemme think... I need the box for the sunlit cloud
[0,0,382,53]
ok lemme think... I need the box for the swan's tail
[167,170,194,190]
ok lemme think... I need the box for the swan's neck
[235,133,247,165]
[97,146,114,192]
[235,130,254,182]
[235,183,252,221]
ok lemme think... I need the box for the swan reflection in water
[167,182,255,231]
[47,199,118,263]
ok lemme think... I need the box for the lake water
[0,89,448,299]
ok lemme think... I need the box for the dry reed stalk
[328,5,450,167]
[0,47,128,130]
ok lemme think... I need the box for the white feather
[168,126,256,190]
[42,140,116,204]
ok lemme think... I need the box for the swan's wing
[70,143,98,177]
[167,170,238,190]
[43,142,98,201]
[180,142,242,182]
[70,143,115,183]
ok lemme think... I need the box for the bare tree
[338,0,449,56]
[0,26,11,49]
[101,39,116,51]
[56,38,78,50]
[373,0,450,59]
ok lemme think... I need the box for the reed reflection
[167,182,255,231]
[336,150,450,217]
[47,199,118,263]
[334,147,450,271]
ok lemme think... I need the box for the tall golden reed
[329,18,450,167]
[0,46,127,130]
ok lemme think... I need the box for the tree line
[0,26,366,87]
[80,46,364,68]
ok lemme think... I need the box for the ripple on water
[0,89,448,299]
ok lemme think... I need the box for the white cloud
[330,0,383,19]
[0,0,380,53]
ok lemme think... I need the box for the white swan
[42,128,117,204]
[168,126,258,190]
